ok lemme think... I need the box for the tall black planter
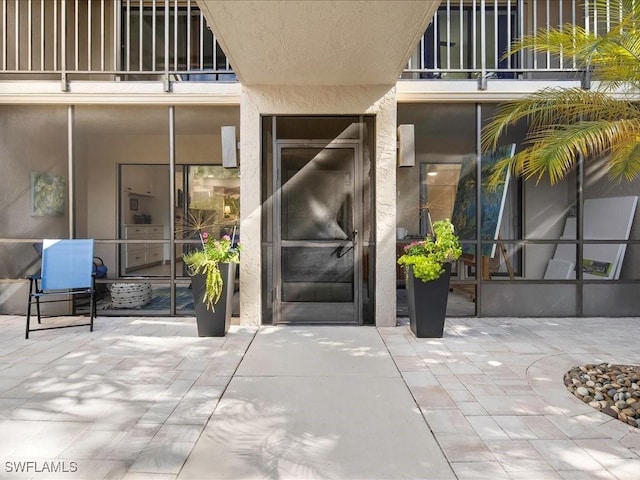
[406,263,452,338]
[191,263,236,337]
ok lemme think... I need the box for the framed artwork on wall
[31,172,65,216]
[130,198,139,211]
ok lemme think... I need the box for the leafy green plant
[181,212,241,311]
[397,219,462,282]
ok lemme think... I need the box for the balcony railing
[404,0,621,81]
[0,0,627,85]
[0,0,235,84]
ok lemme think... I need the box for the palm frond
[609,141,640,182]
[516,135,580,185]
[481,88,640,151]
[484,0,640,184]
[494,118,640,184]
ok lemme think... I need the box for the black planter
[190,263,236,337]
[406,263,452,338]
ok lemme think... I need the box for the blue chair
[26,239,96,339]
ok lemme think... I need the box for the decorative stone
[616,400,628,410]
[576,386,589,397]
[622,408,636,417]
[566,363,640,429]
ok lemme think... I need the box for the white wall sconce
[397,124,415,167]
[221,126,238,168]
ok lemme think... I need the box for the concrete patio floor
[0,314,639,479]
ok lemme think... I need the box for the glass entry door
[274,143,361,324]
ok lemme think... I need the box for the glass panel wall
[75,105,171,314]
[0,106,68,314]
[398,102,579,316]
[42,102,239,315]
[0,104,241,317]
[174,166,240,316]
[582,153,640,316]
[174,106,241,316]
[397,103,476,316]
[400,101,639,317]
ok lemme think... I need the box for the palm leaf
[484,0,640,184]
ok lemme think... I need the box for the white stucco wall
[240,85,398,327]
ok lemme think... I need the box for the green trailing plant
[180,212,241,311]
[397,219,462,283]
[483,0,640,186]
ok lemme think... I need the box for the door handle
[337,230,358,258]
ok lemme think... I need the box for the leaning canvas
[451,144,516,257]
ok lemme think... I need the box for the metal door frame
[273,138,364,325]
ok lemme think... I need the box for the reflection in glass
[178,166,240,240]
[420,163,462,234]
[119,164,170,277]
[281,148,353,241]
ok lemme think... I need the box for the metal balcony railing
[402,0,623,81]
[0,0,235,83]
[0,0,627,85]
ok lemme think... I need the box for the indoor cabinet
[123,224,164,271]
[123,168,156,196]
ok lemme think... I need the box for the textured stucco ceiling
[197,1,441,86]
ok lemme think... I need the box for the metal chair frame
[26,239,96,339]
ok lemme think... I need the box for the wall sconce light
[221,126,238,168]
[397,124,415,167]
[224,205,231,218]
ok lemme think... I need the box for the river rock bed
[564,363,640,428]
